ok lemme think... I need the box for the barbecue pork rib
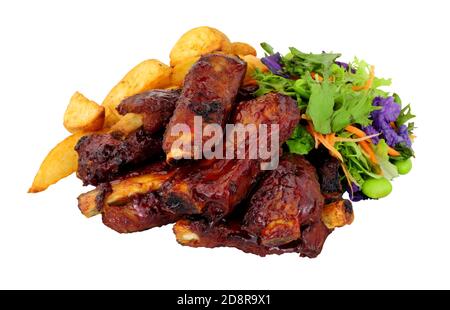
[242,154,324,247]
[307,147,343,202]
[77,92,299,231]
[162,93,300,223]
[163,54,246,163]
[173,154,333,258]
[77,161,184,232]
[75,89,180,186]
[117,89,180,134]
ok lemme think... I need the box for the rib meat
[173,154,332,258]
[243,154,324,247]
[75,89,180,186]
[102,192,179,233]
[75,129,163,186]
[163,54,246,163]
[306,147,343,202]
[117,89,180,134]
[162,93,300,222]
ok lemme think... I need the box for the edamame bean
[395,158,412,175]
[362,177,392,199]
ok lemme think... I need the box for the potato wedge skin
[170,56,200,87]
[64,92,105,133]
[29,132,86,193]
[241,54,268,85]
[102,59,172,127]
[229,42,257,56]
[169,26,231,66]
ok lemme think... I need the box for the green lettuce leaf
[374,139,399,180]
[306,81,336,134]
[286,125,314,155]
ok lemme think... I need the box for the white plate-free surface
[1,0,449,289]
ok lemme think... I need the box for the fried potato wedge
[241,54,268,85]
[229,42,257,56]
[64,92,104,133]
[169,26,231,66]
[108,113,143,135]
[29,132,86,193]
[170,56,200,87]
[102,59,172,127]
[321,199,354,229]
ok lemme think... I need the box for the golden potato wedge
[108,113,143,135]
[170,56,200,87]
[241,54,268,85]
[321,199,354,229]
[169,26,231,66]
[64,92,104,133]
[29,132,86,193]
[77,190,100,218]
[102,59,172,127]
[229,42,257,56]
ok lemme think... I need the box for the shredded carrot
[335,133,380,143]
[310,72,324,82]
[306,121,343,162]
[317,134,343,162]
[352,65,375,91]
[326,133,336,146]
[345,125,367,139]
[359,140,378,164]
[346,125,401,157]
[340,162,355,190]
[306,121,319,148]
[390,121,397,129]
[387,147,401,157]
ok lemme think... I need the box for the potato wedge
[241,54,268,85]
[64,92,104,133]
[229,42,257,56]
[102,59,172,127]
[169,26,231,66]
[29,132,86,193]
[321,199,354,229]
[108,113,143,135]
[170,56,199,87]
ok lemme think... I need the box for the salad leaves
[286,125,314,155]
[255,43,416,201]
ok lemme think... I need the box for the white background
[1,0,449,289]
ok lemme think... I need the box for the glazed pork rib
[75,89,180,185]
[163,54,246,163]
[173,154,336,258]
[242,154,324,247]
[117,89,180,134]
[162,93,300,222]
[77,161,182,232]
[77,92,299,232]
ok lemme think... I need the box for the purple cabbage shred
[370,96,411,148]
[347,182,368,202]
[260,52,285,76]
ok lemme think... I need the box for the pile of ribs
[76,54,354,258]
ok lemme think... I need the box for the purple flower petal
[335,61,356,73]
[398,125,412,147]
[261,52,285,76]
[370,96,409,148]
[362,125,380,144]
[372,96,400,123]
[347,182,368,202]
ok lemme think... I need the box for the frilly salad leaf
[306,81,336,134]
[286,125,314,155]
[253,43,415,196]
[374,140,399,180]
